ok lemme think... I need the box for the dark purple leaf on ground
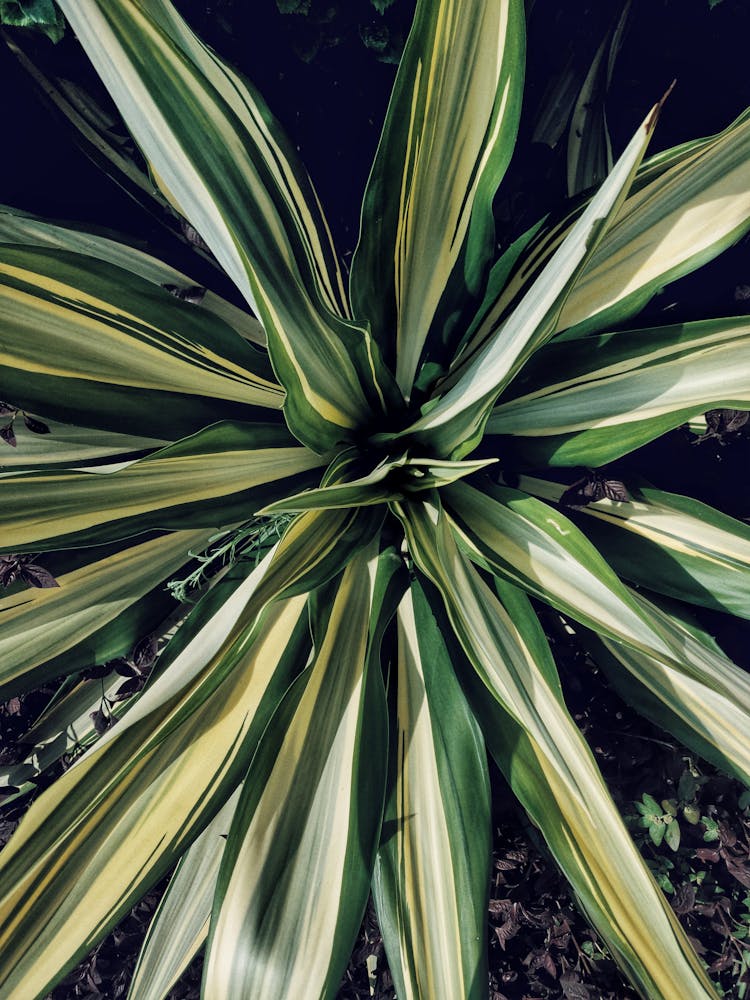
[132,635,158,670]
[20,563,59,589]
[0,402,16,416]
[0,422,17,447]
[22,414,50,435]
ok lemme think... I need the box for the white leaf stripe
[591,633,750,786]
[127,790,240,1000]
[396,501,716,998]
[0,530,208,694]
[375,583,489,1000]
[0,248,282,408]
[0,577,312,1000]
[393,100,658,458]
[513,474,750,617]
[57,0,392,452]
[352,0,524,393]
[205,548,385,999]
[1,423,323,549]
[0,204,267,346]
[489,328,750,436]
[560,109,750,333]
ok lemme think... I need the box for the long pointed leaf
[396,499,717,999]
[517,474,750,618]
[57,0,399,452]
[351,0,525,392]
[374,578,490,1000]
[0,529,208,696]
[204,545,391,999]
[1,422,323,551]
[488,317,750,465]
[394,100,660,458]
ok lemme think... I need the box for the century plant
[0,1,749,998]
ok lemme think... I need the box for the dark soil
[2,1,750,997]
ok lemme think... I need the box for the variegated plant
[1,1,749,998]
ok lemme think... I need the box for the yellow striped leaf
[56,0,399,452]
[0,529,209,696]
[487,317,750,465]
[395,498,717,999]
[516,474,750,618]
[392,99,660,459]
[351,0,525,394]
[204,545,390,999]
[374,579,490,1000]
[127,790,241,1000]
[0,422,324,551]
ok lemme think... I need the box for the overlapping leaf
[56,0,399,452]
[395,498,716,999]
[0,245,281,439]
[1,422,323,551]
[351,0,525,392]
[488,318,750,465]
[374,578,490,1000]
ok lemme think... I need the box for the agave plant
[1,1,750,998]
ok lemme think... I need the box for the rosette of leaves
[1,2,750,998]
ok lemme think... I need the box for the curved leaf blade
[0,422,324,551]
[56,0,398,451]
[351,0,525,392]
[374,578,490,1000]
[0,529,208,697]
[396,499,717,999]
[204,545,390,999]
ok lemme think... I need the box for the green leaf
[204,544,390,999]
[0,422,324,551]
[394,497,716,999]
[487,318,750,465]
[374,577,490,1000]
[0,204,266,346]
[518,475,750,618]
[0,530,208,697]
[583,594,750,787]
[128,790,240,1000]
[0,245,282,439]
[0,556,313,999]
[56,0,399,452]
[0,0,64,41]
[559,108,750,336]
[395,97,660,459]
[351,0,525,392]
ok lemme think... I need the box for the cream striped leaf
[0,418,167,472]
[374,578,490,1000]
[0,204,266,346]
[515,474,750,618]
[0,552,314,1000]
[350,0,525,393]
[127,790,241,1000]
[56,0,399,452]
[486,109,750,346]
[487,318,750,465]
[585,626,750,788]
[204,545,390,999]
[559,107,750,335]
[393,101,659,459]
[0,246,282,439]
[0,422,323,551]
[443,480,691,670]
[396,499,717,999]
[261,452,496,514]
[0,530,209,696]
